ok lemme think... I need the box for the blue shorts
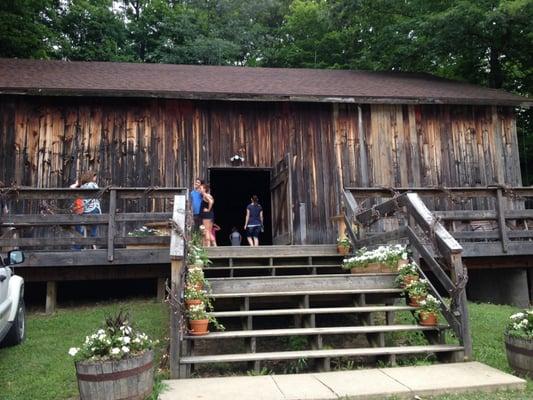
[247,226,261,238]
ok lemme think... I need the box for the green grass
[431,302,533,399]
[0,300,531,399]
[0,299,168,400]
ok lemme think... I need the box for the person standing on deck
[244,195,263,247]
[70,171,102,249]
[230,226,242,246]
[199,183,215,247]
[190,178,204,230]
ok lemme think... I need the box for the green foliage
[0,299,168,400]
[0,0,531,181]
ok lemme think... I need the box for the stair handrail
[342,189,472,359]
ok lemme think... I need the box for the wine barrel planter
[505,335,533,378]
[75,350,154,400]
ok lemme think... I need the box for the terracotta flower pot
[189,319,209,336]
[337,245,350,255]
[418,311,438,326]
[402,274,419,288]
[185,299,203,309]
[408,294,426,307]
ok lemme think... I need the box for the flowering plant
[186,303,225,331]
[184,286,208,301]
[394,262,419,286]
[336,237,351,248]
[415,294,441,316]
[127,226,162,237]
[405,278,429,297]
[506,310,533,339]
[187,242,211,266]
[68,311,157,362]
[342,245,408,270]
[187,266,209,289]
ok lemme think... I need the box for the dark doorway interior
[209,169,272,246]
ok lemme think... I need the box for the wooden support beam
[45,281,57,314]
[157,278,166,302]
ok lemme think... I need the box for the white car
[0,250,25,346]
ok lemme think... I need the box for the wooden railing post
[495,188,509,253]
[169,194,186,379]
[107,189,117,262]
[449,253,473,359]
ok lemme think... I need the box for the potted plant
[394,262,420,288]
[187,266,208,291]
[405,279,429,307]
[186,303,225,336]
[187,242,211,268]
[336,237,351,255]
[68,311,157,400]
[504,309,533,378]
[184,286,209,309]
[127,226,166,249]
[415,294,441,326]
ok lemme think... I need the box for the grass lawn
[0,299,169,400]
[0,300,531,399]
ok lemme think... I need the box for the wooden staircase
[176,245,464,378]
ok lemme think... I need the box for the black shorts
[247,226,261,238]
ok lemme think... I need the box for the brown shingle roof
[0,58,529,106]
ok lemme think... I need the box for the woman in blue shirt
[244,195,263,246]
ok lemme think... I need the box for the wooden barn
[2,58,533,377]
[0,59,533,308]
[0,59,530,244]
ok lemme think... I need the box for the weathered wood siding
[0,96,521,243]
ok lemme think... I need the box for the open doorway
[209,168,272,246]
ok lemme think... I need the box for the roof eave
[0,87,529,107]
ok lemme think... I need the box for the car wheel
[3,298,25,346]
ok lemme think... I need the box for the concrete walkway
[161,362,526,400]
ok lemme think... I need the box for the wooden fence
[345,186,533,258]
[0,187,188,266]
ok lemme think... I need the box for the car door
[0,263,12,329]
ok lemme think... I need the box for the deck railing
[0,187,188,266]
[342,189,473,359]
[345,186,533,257]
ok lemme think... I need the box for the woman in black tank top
[199,183,215,246]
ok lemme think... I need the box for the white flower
[121,336,131,344]
[98,334,107,341]
[111,347,120,355]
[97,329,105,335]
[121,346,130,353]
[510,312,525,320]
[68,347,79,356]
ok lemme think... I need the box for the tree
[0,0,57,58]
[57,0,130,61]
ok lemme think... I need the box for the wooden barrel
[505,335,533,378]
[76,350,154,400]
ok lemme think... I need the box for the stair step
[206,245,339,259]
[207,264,342,270]
[210,288,403,299]
[179,344,464,364]
[208,273,395,281]
[184,324,447,340]
[210,305,415,317]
